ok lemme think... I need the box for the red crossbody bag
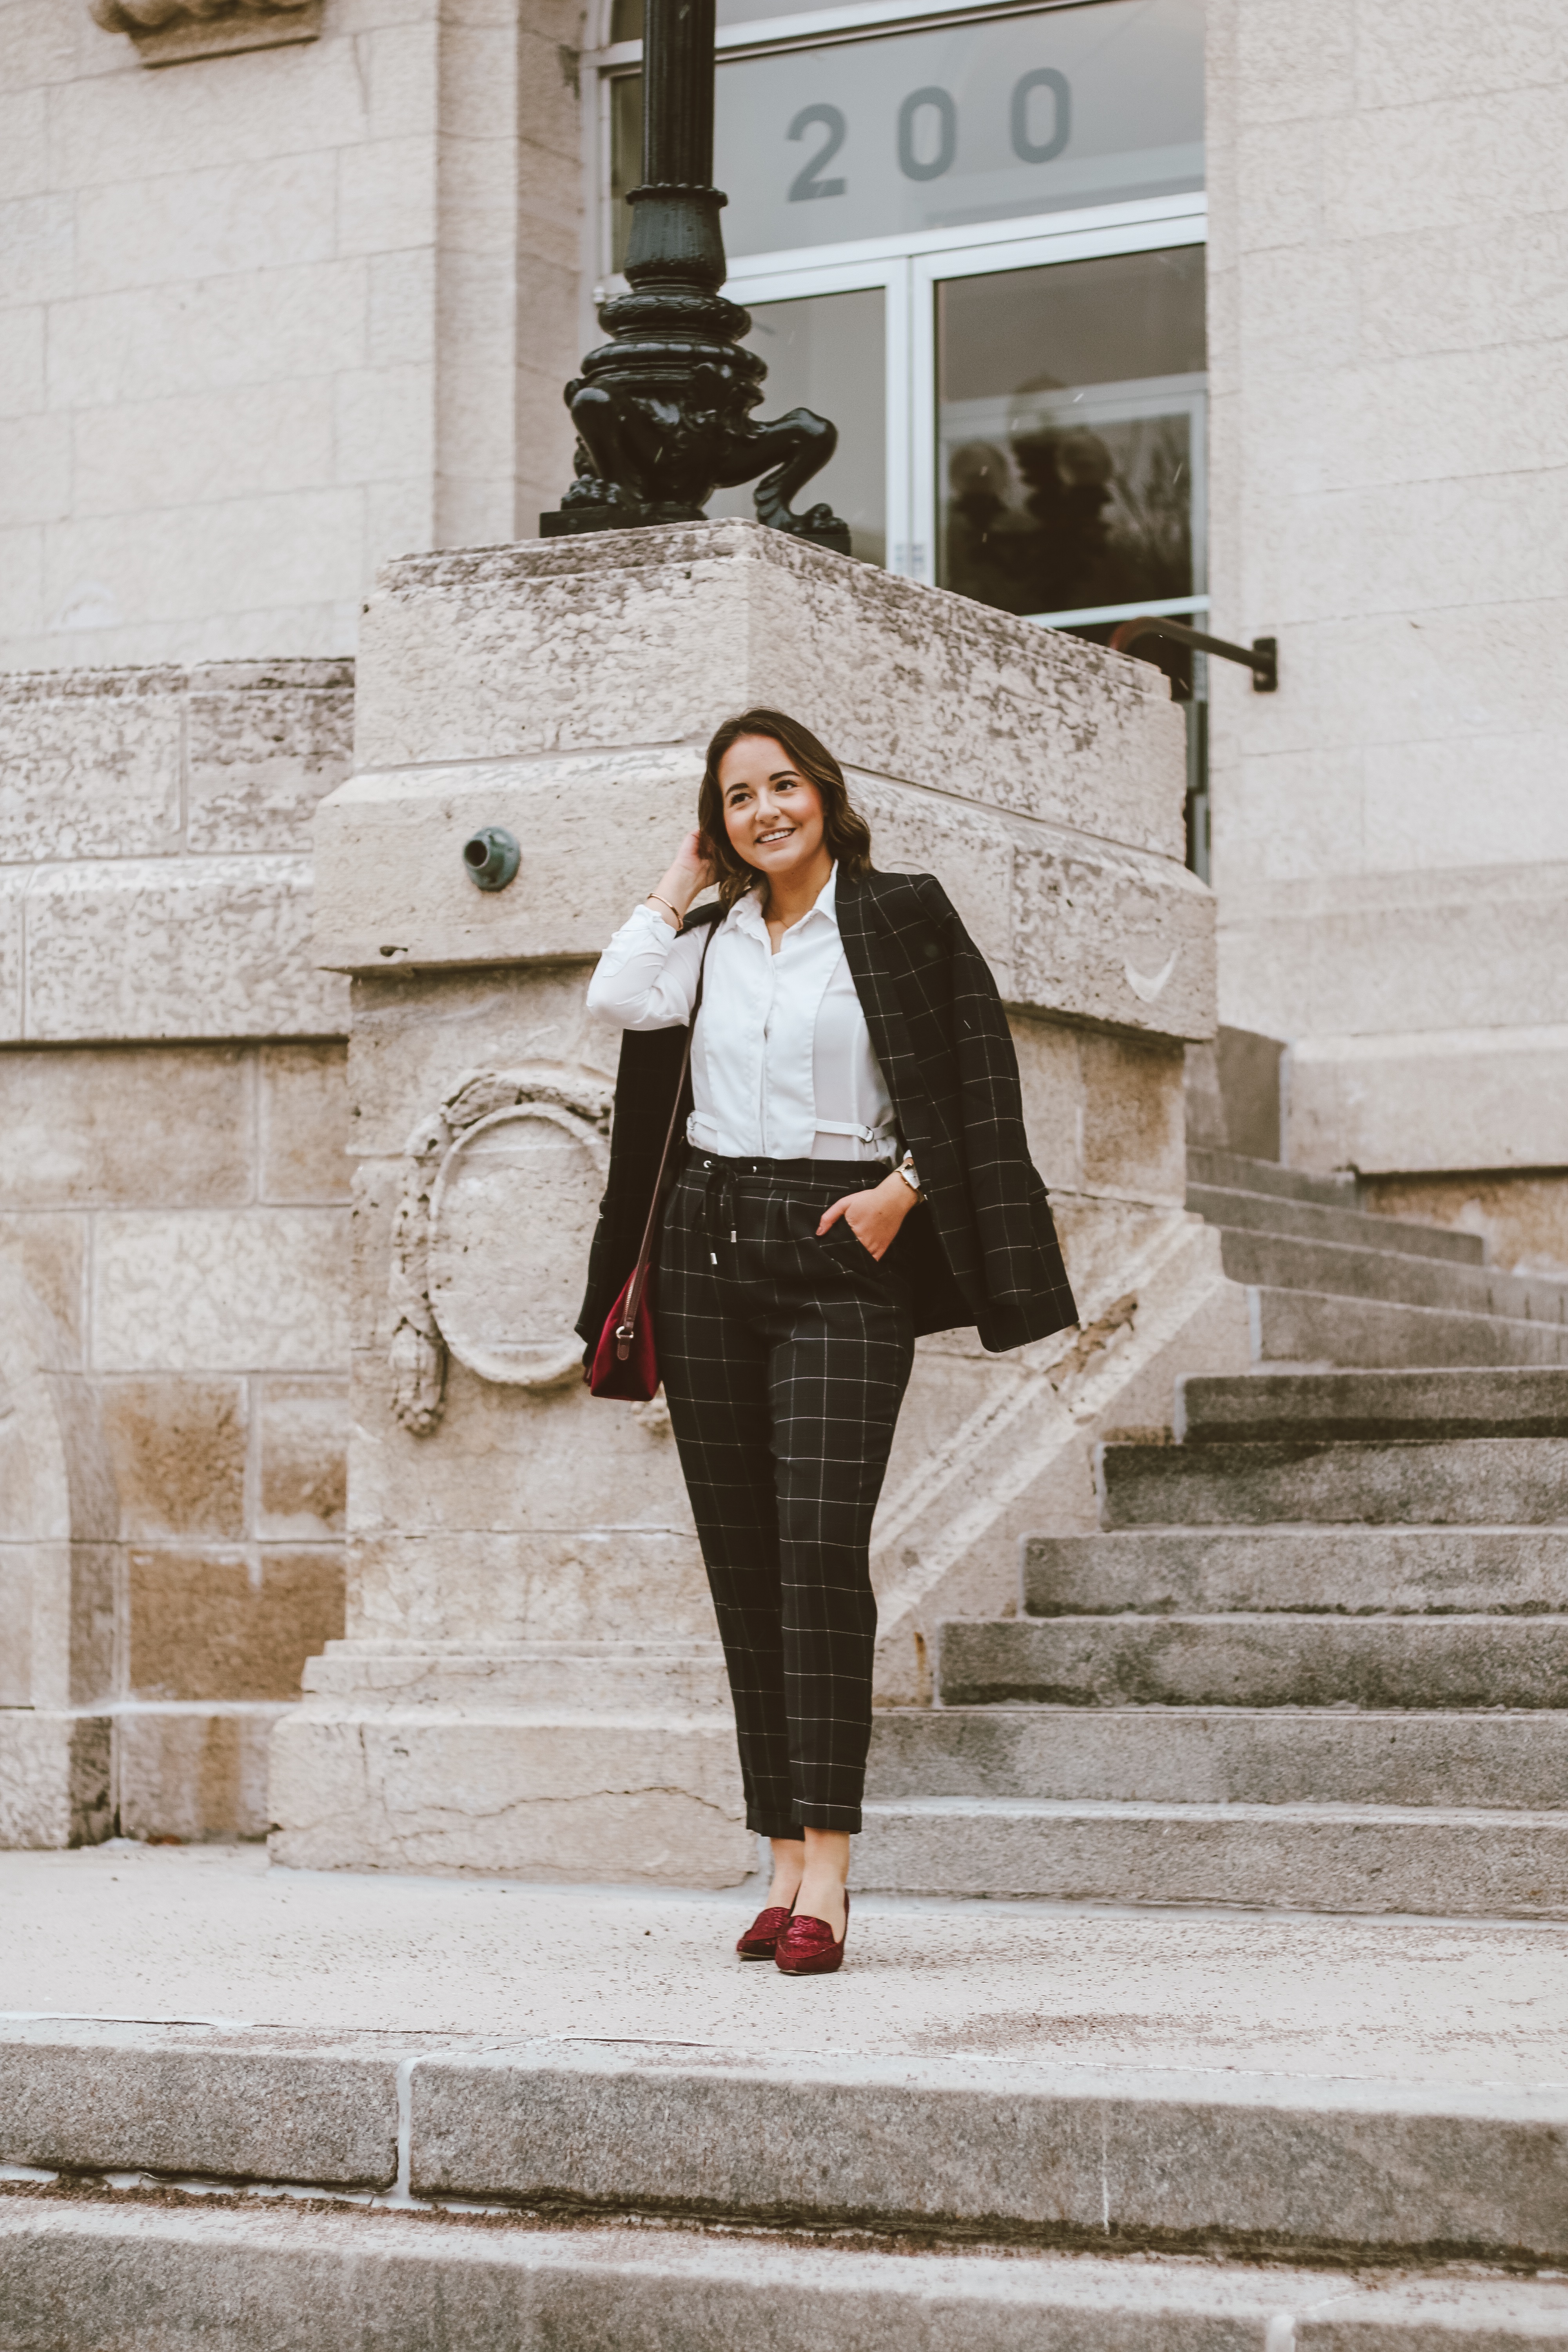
[586,922,713,1401]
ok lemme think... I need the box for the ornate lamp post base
[541,22,851,555]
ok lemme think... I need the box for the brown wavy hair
[698,709,874,910]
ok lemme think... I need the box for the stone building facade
[2,0,1565,1844]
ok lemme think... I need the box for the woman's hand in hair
[648,832,715,929]
[817,1172,921,1262]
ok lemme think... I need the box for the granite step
[4,2198,1563,2350]
[857,1794,1568,1917]
[937,1613,1568,1711]
[1098,1436,1568,1528]
[866,1704,1568,1809]
[1188,1182,1485,1264]
[1177,1367,1568,1445]
[1250,1285,1568,1369]
[1023,1526,1568,1616]
[1186,1146,1360,1210]
[4,2019,1567,2269]
[1218,1228,1568,1323]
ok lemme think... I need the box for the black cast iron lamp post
[541,0,850,549]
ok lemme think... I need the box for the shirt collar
[731,862,839,940]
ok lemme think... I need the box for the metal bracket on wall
[1111,616,1278,693]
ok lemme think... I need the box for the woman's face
[716,736,828,885]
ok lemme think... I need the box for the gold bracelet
[647,893,683,930]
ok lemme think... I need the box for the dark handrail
[1109,615,1278,693]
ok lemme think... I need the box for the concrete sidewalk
[3,1841,1564,2089]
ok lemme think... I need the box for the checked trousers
[656,1151,916,1836]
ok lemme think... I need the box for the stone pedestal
[270,520,1240,1882]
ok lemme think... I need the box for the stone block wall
[1205,0,1568,1263]
[0,661,352,1844]
[0,0,582,673]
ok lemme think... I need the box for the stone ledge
[410,2039,1568,2259]
[355,520,1187,863]
[5,2200,1565,2349]
[313,751,1215,1039]
[2,2021,1566,2263]
[1287,1026,1568,1175]
[0,2023,397,2187]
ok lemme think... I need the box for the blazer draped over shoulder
[575,867,1079,1356]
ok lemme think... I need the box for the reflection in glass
[608,0,1205,265]
[936,244,1205,621]
[706,288,886,566]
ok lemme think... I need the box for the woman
[580,709,1077,1975]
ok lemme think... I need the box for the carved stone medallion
[389,1067,613,1434]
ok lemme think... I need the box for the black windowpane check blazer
[576,867,1080,1357]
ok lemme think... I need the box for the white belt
[811,1118,897,1145]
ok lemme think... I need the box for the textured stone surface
[867,1703,1568,1810]
[940,1612,1568,1711]
[1178,1367,1568,1443]
[1187,1182,1484,1263]
[259,1043,350,1202]
[1024,1526,1568,1619]
[0,0,572,672]
[0,1549,31,1705]
[268,1715,750,1882]
[411,2040,1568,2258]
[127,1546,345,1701]
[257,1379,348,1540]
[857,1796,1568,1918]
[116,1704,286,1842]
[186,664,354,854]
[100,1376,249,1541]
[0,1212,87,1359]
[0,1044,251,1208]
[0,1711,110,1849]
[1216,1224,1568,1323]
[1100,1434,1568,1528]
[0,667,182,860]
[0,2022,398,2186]
[1251,1285,1568,1370]
[354,523,1188,860]
[1287,1025,1568,1176]
[1207,4,1568,1185]
[317,751,1214,1039]
[93,1207,348,1372]
[7,2204,1565,2352]
[22,855,348,1043]
[9,1838,1566,2086]
[1365,1168,1568,1281]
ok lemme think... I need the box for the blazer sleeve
[915,873,1067,1314]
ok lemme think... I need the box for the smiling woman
[578,706,1077,1975]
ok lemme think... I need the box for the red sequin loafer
[774,1891,850,1976]
[735,1904,793,1960]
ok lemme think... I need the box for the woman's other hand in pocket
[817,1172,920,1262]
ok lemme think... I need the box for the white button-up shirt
[586,866,897,1162]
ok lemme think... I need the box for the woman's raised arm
[586,831,717,1031]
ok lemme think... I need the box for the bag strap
[616,915,714,1354]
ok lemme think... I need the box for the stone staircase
[7,1150,1568,2345]
[1190,1144,1568,1369]
[860,1151,1568,1915]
